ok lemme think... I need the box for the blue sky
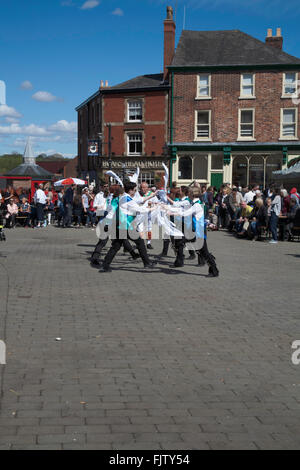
[1,0,300,157]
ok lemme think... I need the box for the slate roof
[6,163,53,178]
[171,30,300,67]
[103,73,168,91]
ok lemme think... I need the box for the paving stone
[0,228,300,449]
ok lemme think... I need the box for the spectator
[235,201,253,236]
[63,184,75,228]
[81,187,90,226]
[72,192,83,227]
[269,187,281,244]
[228,187,243,230]
[290,187,300,206]
[87,192,97,228]
[243,186,255,205]
[280,189,290,216]
[34,183,47,227]
[286,198,299,240]
[57,188,65,227]
[5,198,18,228]
[19,197,31,227]
[249,198,267,240]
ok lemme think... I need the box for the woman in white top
[269,187,281,244]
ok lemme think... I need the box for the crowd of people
[0,181,299,245]
[188,183,300,243]
[0,183,102,229]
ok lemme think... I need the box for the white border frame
[282,72,298,99]
[239,73,256,99]
[195,74,211,100]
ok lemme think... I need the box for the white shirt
[34,189,47,204]
[243,191,255,204]
[94,192,106,215]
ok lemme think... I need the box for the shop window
[178,156,192,180]
[232,155,248,188]
[193,155,208,179]
[265,156,282,186]
[211,154,223,170]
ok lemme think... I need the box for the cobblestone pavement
[0,226,299,450]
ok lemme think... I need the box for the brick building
[167,27,300,188]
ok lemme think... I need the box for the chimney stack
[265,27,283,50]
[163,6,176,81]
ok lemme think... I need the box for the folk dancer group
[90,166,219,276]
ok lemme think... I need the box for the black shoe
[101,265,112,272]
[208,265,219,277]
[147,244,153,249]
[187,253,196,260]
[172,262,184,268]
[90,258,101,267]
[130,252,140,260]
[143,261,157,269]
[157,252,168,259]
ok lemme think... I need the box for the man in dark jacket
[63,184,75,227]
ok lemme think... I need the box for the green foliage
[0,154,22,175]
[0,152,68,175]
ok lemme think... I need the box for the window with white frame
[281,108,297,138]
[195,111,211,140]
[239,109,255,139]
[240,74,255,97]
[128,100,143,122]
[197,74,211,98]
[282,72,297,97]
[127,133,142,155]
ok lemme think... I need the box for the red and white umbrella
[54,177,87,186]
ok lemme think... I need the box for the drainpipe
[169,71,176,185]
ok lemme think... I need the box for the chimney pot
[267,28,272,37]
[276,27,282,37]
[166,6,173,20]
[105,80,108,87]
[100,80,104,88]
[163,6,176,81]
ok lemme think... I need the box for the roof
[170,30,300,68]
[37,161,68,174]
[106,73,167,91]
[6,163,53,178]
[75,74,168,110]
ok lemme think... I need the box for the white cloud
[80,0,100,10]
[5,117,20,124]
[48,120,77,133]
[0,120,77,138]
[0,104,22,118]
[32,91,61,102]
[0,123,50,136]
[112,7,124,16]
[21,80,33,90]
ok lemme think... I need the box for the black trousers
[103,234,150,268]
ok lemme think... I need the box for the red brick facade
[173,70,300,144]
[102,91,168,157]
